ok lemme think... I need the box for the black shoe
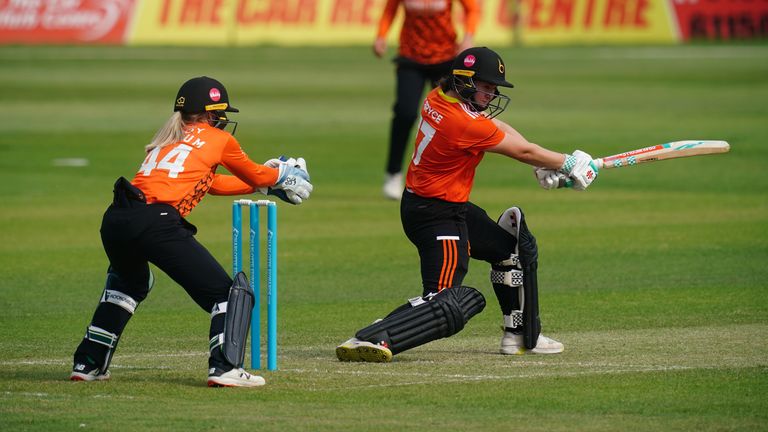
[70,357,110,382]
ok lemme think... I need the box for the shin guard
[494,207,541,349]
[355,286,485,355]
[220,272,254,367]
[77,271,145,373]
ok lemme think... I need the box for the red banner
[671,0,768,40]
[0,0,136,44]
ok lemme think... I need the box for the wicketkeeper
[70,76,313,387]
[336,47,598,362]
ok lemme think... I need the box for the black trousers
[400,191,517,307]
[386,58,453,175]
[99,202,231,311]
[73,179,231,369]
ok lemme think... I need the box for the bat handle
[593,158,605,169]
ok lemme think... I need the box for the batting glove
[533,167,573,190]
[559,150,598,191]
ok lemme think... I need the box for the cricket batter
[337,47,598,362]
[70,76,313,387]
[374,0,479,200]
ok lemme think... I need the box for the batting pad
[355,286,485,355]
[496,207,541,349]
[515,210,542,349]
[221,271,254,367]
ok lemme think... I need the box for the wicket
[232,199,278,371]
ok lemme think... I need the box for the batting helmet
[451,47,512,118]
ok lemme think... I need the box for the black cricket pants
[400,191,517,300]
[386,58,453,175]
[99,202,231,311]
[73,193,232,368]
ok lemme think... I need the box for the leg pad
[355,286,485,355]
[220,272,254,367]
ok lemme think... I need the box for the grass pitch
[0,44,766,431]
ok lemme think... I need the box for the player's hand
[262,157,284,169]
[373,38,387,58]
[260,157,313,204]
[533,167,566,190]
[559,150,598,191]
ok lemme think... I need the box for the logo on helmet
[498,59,505,74]
[175,96,185,107]
[209,88,221,102]
[463,55,476,67]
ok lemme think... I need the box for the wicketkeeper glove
[259,156,313,205]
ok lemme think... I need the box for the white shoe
[382,173,403,200]
[500,331,564,355]
[207,367,266,387]
[336,337,393,362]
[70,361,111,382]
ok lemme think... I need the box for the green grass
[0,44,767,431]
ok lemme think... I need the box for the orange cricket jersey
[377,0,478,64]
[405,88,504,202]
[131,122,278,216]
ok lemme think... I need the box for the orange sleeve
[459,119,504,154]
[460,0,479,35]
[220,136,279,189]
[376,0,401,38]
[209,174,255,195]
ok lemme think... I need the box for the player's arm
[373,0,400,58]
[221,138,313,204]
[488,119,598,190]
[486,119,565,169]
[458,0,479,52]
[219,138,279,189]
[209,174,254,196]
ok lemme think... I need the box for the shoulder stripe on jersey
[460,103,480,119]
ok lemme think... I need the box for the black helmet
[451,47,512,118]
[174,76,238,133]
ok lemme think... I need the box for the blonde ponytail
[145,112,212,152]
[145,112,186,152]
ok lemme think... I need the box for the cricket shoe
[382,173,403,201]
[336,338,393,363]
[70,361,110,382]
[207,367,266,387]
[500,331,564,355]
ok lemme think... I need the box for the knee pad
[100,269,153,313]
[355,286,485,355]
[493,206,541,349]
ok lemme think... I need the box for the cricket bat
[594,140,730,169]
[556,140,730,188]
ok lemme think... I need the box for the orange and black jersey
[377,0,479,65]
[405,88,505,202]
[131,122,277,217]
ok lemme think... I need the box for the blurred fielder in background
[70,76,313,387]
[374,0,479,200]
[337,47,598,362]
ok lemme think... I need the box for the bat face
[597,140,730,169]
